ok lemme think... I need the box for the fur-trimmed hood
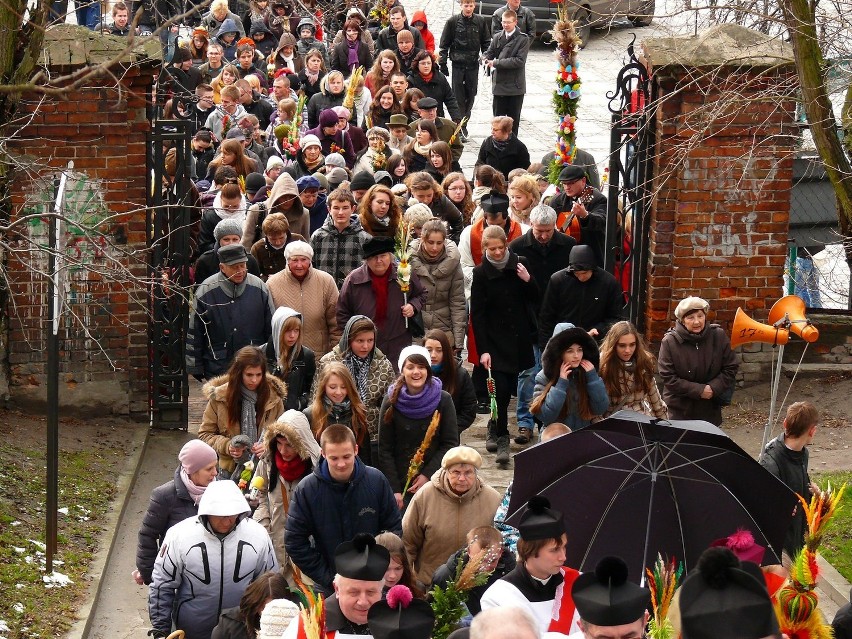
[262,409,321,464]
[540,322,600,381]
[202,372,288,405]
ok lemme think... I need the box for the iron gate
[604,36,657,329]
[146,87,195,429]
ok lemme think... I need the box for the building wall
[645,63,799,382]
[4,67,154,417]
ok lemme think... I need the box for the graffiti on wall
[690,211,773,259]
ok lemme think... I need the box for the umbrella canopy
[506,411,798,578]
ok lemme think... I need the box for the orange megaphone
[768,295,819,343]
[731,308,790,349]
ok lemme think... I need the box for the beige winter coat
[409,239,467,350]
[198,374,287,473]
[402,468,502,587]
[253,411,321,576]
[266,266,342,358]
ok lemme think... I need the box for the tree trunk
[783,0,852,304]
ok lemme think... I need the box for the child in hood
[410,11,435,54]
[249,20,277,58]
[295,17,330,68]
[215,18,242,61]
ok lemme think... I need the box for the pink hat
[709,529,766,565]
[332,106,351,121]
[179,440,219,475]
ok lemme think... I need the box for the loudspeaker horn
[768,295,819,343]
[731,308,790,349]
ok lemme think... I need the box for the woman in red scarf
[253,409,321,582]
[406,50,462,122]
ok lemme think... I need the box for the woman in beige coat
[252,409,321,580]
[401,446,501,587]
[198,346,287,474]
[408,218,467,351]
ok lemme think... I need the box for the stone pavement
[401,0,684,177]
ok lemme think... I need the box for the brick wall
[644,61,798,381]
[4,64,156,417]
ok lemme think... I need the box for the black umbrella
[506,411,798,578]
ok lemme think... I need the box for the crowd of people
[60,0,844,637]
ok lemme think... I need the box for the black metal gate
[604,36,657,329]
[146,89,195,429]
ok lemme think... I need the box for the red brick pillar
[3,26,160,416]
[642,25,799,382]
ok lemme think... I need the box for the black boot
[485,420,498,453]
[495,436,510,465]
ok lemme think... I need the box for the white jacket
[148,514,278,639]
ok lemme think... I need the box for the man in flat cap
[549,164,608,267]
[187,243,275,381]
[283,532,390,639]
[408,97,464,167]
[568,556,650,639]
[480,496,582,636]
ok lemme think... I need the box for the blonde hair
[509,174,541,207]
[481,224,507,249]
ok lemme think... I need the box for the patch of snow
[57,507,69,515]
[28,540,45,552]
[10,521,21,526]
[42,572,73,588]
[23,556,33,564]
[12,604,23,614]
[0,620,8,631]
[12,547,24,554]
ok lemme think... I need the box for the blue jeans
[516,345,542,430]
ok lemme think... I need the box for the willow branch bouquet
[402,409,440,495]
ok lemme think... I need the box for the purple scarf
[390,377,443,419]
[347,39,359,69]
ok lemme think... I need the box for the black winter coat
[657,322,739,426]
[330,39,373,77]
[450,365,477,433]
[211,607,248,639]
[537,267,623,348]
[759,434,810,558]
[471,253,539,374]
[307,89,347,129]
[284,458,402,591]
[509,229,576,306]
[266,341,316,411]
[475,135,531,180]
[378,390,460,494]
[427,195,465,244]
[407,71,462,122]
[135,468,199,584]
[438,12,491,68]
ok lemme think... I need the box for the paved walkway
[77,2,850,635]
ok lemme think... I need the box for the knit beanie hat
[319,109,339,128]
[258,599,301,639]
[178,440,218,475]
[214,218,243,241]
